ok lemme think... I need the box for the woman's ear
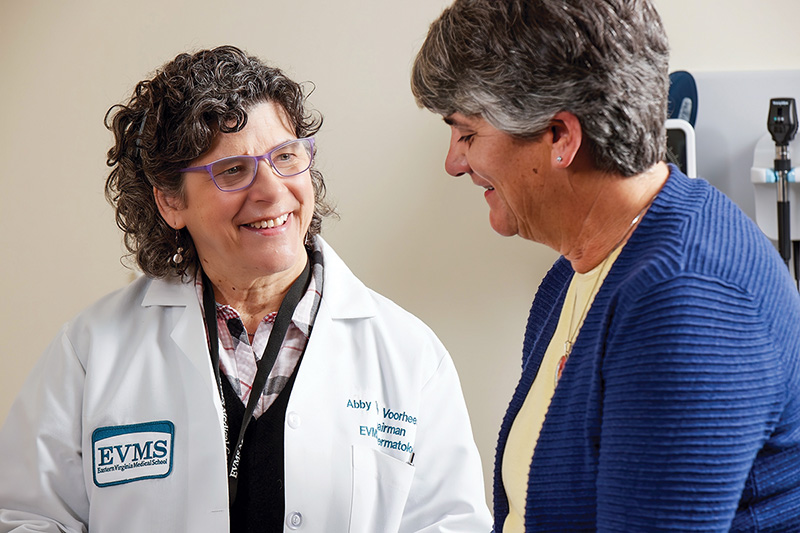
[548,111,583,167]
[153,186,186,230]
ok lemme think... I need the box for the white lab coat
[0,239,491,532]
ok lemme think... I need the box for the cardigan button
[287,412,301,429]
[286,511,303,529]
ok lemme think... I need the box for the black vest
[220,364,300,532]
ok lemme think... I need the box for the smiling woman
[154,102,318,326]
[104,46,334,281]
[442,113,554,241]
[412,0,800,531]
[0,45,492,532]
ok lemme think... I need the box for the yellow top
[502,246,621,532]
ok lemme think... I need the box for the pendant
[555,354,568,387]
[555,340,572,386]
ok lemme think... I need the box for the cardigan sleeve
[596,273,784,532]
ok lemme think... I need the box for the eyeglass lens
[211,139,313,191]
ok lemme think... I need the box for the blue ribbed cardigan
[494,167,800,532]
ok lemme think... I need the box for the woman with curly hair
[0,45,491,532]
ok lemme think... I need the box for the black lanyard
[201,259,311,505]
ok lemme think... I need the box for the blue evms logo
[92,420,174,487]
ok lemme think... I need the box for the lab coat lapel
[141,277,217,391]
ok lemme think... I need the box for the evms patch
[92,421,174,487]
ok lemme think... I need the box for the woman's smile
[244,212,291,230]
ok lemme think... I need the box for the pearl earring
[556,156,563,163]
[172,230,184,265]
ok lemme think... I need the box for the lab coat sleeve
[399,343,492,532]
[0,325,89,533]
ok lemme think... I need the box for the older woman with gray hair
[413,0,800,531]
[0,45,492,532]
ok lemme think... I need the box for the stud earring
[172,230,184,265]
[556,156,563,163]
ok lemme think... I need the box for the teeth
[247,213,289,229]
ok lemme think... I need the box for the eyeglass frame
[178,136,316,192]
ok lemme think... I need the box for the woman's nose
[444,130,470,177]
[248,159,285,196]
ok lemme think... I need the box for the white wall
[2,0,799,509]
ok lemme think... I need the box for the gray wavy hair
[411,0,670,177]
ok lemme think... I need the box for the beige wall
[2,0,799,508]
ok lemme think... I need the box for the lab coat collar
[140,275,216,393]
[316,237,377,320]
[140,273,196,307]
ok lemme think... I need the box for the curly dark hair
[105,45,336,278]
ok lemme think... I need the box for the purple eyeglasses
[179,137,315,192]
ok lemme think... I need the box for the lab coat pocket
[348,445,415,533]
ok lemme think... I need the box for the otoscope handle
[778,200,792,265]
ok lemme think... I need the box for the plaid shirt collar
[194,239,324,416]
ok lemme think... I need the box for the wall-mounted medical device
[666,71,698,178]
[752,99,799,281]
[766,98,798,266]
